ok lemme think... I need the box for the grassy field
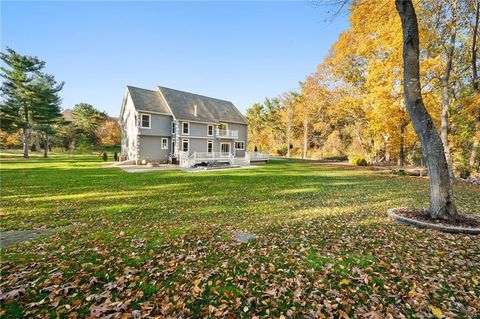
[1,153,479,318]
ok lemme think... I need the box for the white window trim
[171,121,176,134]
[207,140,213,153]
[161,138,168,150]
[235,141,245,150]
[182,139,189,152]
[140,113,151,129]
[207,124,214,136]
[182,122,190,135]
[220,142,230,157]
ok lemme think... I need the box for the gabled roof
[126,86,170,114]
[157,86,247,124]
[124,85,247,124]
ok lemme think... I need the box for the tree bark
[396,0,458,221]
[35,131,41,152]
[472,0,479,92]
[22,124,29,158]
[469,1,480,170]
[303,118,308,159]
[69,138,76,154]
[43,132,48,158]
[440,0,458,181]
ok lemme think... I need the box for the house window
[172,121,176,134]
[161,138,168,150]
[182,122,189,135]
[140,114,151,128]
[235,141,245,150]
[218,123,228,131]
[182,139,189,152]
[207,124,214,136]
[207,140,213,153]
[172,140,175,153]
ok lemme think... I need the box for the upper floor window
[235,141,245,150]
[207,124,214,136]
[172,121,176,134]
[182,122,189,135]
[140,114,151,128]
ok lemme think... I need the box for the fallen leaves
[1,157,479,318]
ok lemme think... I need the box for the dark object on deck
[169,154,178,165]
[102,152,108,161]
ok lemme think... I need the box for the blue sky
[1,1,349,116]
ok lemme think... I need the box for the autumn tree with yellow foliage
[246,0,479,176]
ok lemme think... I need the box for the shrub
[356,158,368,166]
[349,155,368,166]
[454,159,471,179]
[276,146,288,156]
[393,169,407,176]
[102,152,108,161]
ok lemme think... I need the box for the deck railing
[246,151,270,162]
[179,151,234,167]
[216,129,238,138]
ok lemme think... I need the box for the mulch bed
[395,208,480,228]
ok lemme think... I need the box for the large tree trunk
[69,138,76,154]
[472,0,479,92]
[470,1,479,171]
[395,0,458,221]
[303,118,308,159]
[22,125,29,158]
[44,132,48,158]
[440,0,457,181]
[35,131,41,152]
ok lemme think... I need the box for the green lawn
[1,154,479,318]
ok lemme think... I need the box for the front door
[220,143,230,157]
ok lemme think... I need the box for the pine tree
[0,48,45,158]
[30,73,65,158]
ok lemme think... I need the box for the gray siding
[138,136,170,162]
[227,123,247,157]
[139,113,173,136]
[176,121,248,157]
[179,121,215,137]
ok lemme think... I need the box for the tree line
[0,48,120,157]
[246,0,479,179]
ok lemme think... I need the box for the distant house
[119,86,263,166]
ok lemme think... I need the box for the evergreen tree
[0,48,45,158]
[30,73,65,158]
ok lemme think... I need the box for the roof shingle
[127,86,170,114]
[125,85,247,124]
[157,86,247,124]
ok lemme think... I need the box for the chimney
[194,104,197,117]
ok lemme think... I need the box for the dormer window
[182,122,189,135]
[140,114,151,128]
